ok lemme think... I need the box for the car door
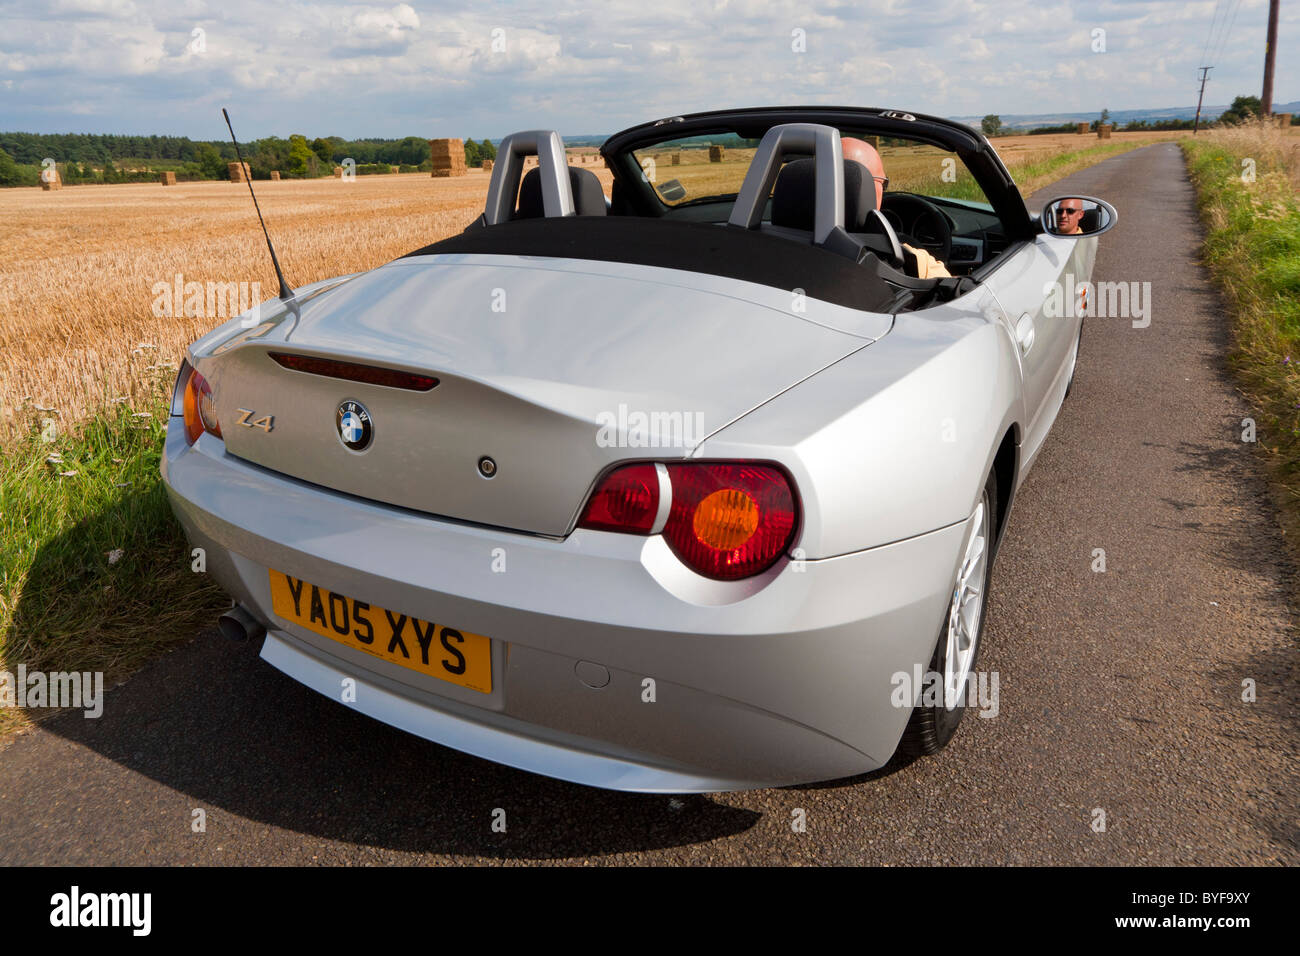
[981,233,1081,470]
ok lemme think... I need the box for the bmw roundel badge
[336,400,373,451]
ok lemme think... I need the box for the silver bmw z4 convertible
[162,106,1116,792]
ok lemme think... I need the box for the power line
[1209,0,1243,66]
[1213,0,1242,65]
[1200,0,1224,67]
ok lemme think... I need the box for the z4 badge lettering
[235,408,275,432]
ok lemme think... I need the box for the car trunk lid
[199,255,884,536]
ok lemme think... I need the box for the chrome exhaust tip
[218,604,266,642]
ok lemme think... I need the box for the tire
[898,468,998,757]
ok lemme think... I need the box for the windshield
[629,131,992,208]
[630,133,760,206]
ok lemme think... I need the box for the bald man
[840,136,951,279]
[1056,198,1085,235]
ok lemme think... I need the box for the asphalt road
[2,143,1296,865]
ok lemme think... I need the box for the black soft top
[401,216,899,313]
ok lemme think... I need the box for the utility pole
[1262,0,1280,115]
[1193,66,1212,134]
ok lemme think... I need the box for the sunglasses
[873,175,889,190]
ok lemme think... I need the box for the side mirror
[1039,196,1118,238]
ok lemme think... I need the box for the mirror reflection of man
[841,136,951,279]
[1056,198,1085,235]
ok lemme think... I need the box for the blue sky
[0,0,1295,139]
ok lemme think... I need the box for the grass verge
[1182,120,1300,541]
[0,388,226,735]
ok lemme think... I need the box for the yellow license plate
[269,570,492,694]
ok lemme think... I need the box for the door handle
[1014,313,1035,356]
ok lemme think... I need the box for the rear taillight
[663,463,797,580]
[181,367,221,445]
[577,463,661,533]
[578,461,798,580]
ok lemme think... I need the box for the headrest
[770,157,876,233]
[515,166,607,218]
[1080,208,1100,232]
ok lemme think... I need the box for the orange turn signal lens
[181,368,220,445]
[692,488,759,551]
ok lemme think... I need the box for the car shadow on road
[29,628,770,859]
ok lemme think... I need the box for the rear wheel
[898,469,997,756]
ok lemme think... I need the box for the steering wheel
[881,193,952,265]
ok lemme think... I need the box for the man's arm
[902,243,951,279]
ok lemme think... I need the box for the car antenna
[222,107,294,300]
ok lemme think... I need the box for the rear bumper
[162,419,966,791]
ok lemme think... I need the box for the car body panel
[696,284,1022,557]
[983,235,1095,473]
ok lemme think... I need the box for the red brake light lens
[181,368,221,444]
[269,352,439,392]
[578,463,660,533]
[663,463,797,580]
[577,461,798,580]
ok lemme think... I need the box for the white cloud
[334,3,420,51]
[0,0,1294,137]
[46,0,140,18]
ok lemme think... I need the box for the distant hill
[951,101,1300,131]
[550,135,607,147]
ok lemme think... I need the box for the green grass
[1,389,226,731]
[1182,127,1300,524]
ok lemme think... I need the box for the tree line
[979,97,1292,138]
[0,132,498,186]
